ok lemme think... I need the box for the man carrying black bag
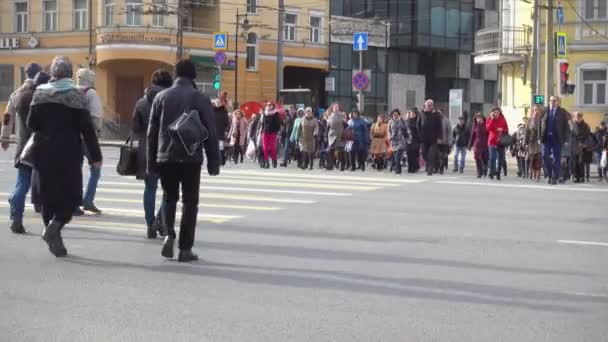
[147,59,220,262]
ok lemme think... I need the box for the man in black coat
[541,96,571,184]
[452,116,470,173]
[132,69,172,239]
[417,99,443,175]
[147,59,220,262]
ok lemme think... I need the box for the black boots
[272,159,277,168]
[42,220,67,257]
[10,220,26,234]
[178,249,199,262]
[161,236,175,259]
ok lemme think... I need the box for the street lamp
[234,9,250,108]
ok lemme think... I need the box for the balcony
[474,26,531,65]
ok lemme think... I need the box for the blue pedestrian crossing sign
[555,32,568,58]
[213,32,228,50]
[556,7,565,26]
[353,32,368,51]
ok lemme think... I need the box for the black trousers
[573,155,585,181]
[328,148,346,171]
[160,163,201,251]
[406,147,420,173]
[232,144,243,164]
[350,149,366,171]
[421,142,438,174]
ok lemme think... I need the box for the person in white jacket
[75,68,104,215]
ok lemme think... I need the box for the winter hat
[34,71,51,86]
[76,68,96,88]
[25,63,42,79]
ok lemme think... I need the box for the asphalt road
[1,146,607,342]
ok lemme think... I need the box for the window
[152,0,165,27]
[15,1,28,33]
[247,0,257,14]
[580,67,607,105]
[484,80,496,103]
[474,9,484,30]
[471,56,483,79]
[246,33,257,71]
[43,0,58,32]
[104,0,114,26]
[309,16,321,44]
[0,65,14,102]
[73,0,87,31]
[126,0,142,26]
[585,0,608,19]
[485,0,496,11]
[284,13,297,41]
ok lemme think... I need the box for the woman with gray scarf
[27,56,102,257]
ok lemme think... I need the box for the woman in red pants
[261,102,281,168]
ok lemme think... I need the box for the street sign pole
[358,49,363,112]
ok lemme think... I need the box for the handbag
[498,134,515,147]
[116,137,138,176]
[342,127,353,141]
[19,134,36,167]
[168,109,209,156]
[601,150,607,168]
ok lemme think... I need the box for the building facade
[475,0,608,130]
[327,0,499,120]
[0,0,329,132]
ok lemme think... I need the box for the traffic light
[559,61,575,95]
[534,95,545,105]
[213,71,221,90]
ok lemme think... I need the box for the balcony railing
[474,26,531,56]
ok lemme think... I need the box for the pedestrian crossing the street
[0,167,425,234]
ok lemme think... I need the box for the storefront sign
[0,37,20,49]
[99,32,171,45]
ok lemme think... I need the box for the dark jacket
[27,85,102,215]
[452,123,470,148]
[281,112,295,142]
[132,84,166,179]
[214,105,230,141]
[594,127,608,152]
[147,78,220,174]
[417,110,442,144]
[469,118,489,160]
[406,117,421,151]
[247,115,260,145]
[541,106,570,145]
[262,110,281,134]
[570,120,591,156]
[348,117,370,151]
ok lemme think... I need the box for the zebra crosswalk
[0,165,426,234]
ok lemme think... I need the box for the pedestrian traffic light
[213,71,221,90]
[559,61,575,95]
[534,95,545,105]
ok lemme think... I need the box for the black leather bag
[116,137,138,176]
[19,134,36,168]
[498,134,515,147]
[168,109,209,156]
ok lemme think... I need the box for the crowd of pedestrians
[2,57,608,261]
[220,97,608,185]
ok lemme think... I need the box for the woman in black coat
[405,110,421,173]
[27,56,102,257]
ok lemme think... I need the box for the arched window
[246,33,257,71]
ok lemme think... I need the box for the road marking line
[0,203,234,224]
[221,169,428,184]
[558,240,608,247]
[0,192,281,211]
[102,179,378,191]
[92,186,351,197]
[206,174,401,187]
[436,180,608,192]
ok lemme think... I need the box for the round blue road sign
[214,51,227,66]
[352,71,369,91]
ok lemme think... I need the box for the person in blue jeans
[1,63,44,234]
[132,69,173,238]
[452,116,470,173]
[75,69,104,215]
[540,96,570,185]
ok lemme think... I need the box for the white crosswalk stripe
[1,169,412,232]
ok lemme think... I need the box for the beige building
[0,0,329,133]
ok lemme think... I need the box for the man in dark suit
[541,96,570,185]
